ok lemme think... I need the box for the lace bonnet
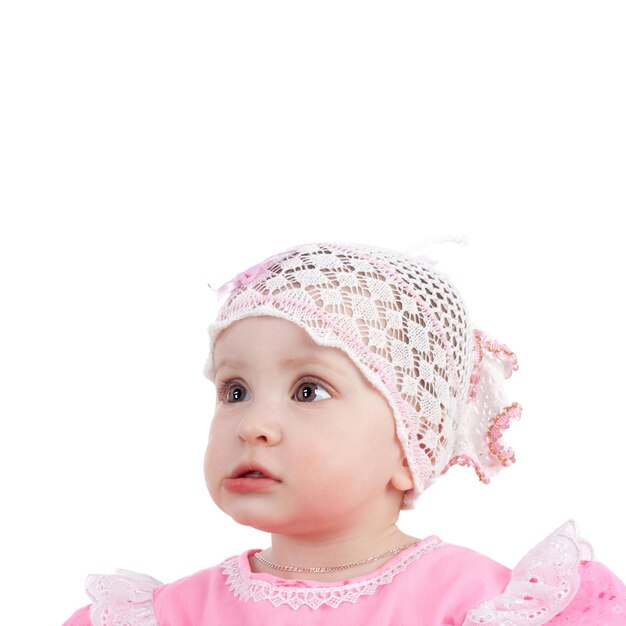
[203,241,521,510]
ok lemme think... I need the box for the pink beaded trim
[441,401,522,485]
[440,453,490,483]
[441,329,522,484]
[468,329,519,401]
[486,401,522,466]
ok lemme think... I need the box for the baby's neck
[248,526,420,582]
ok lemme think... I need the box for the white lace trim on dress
[221,536,446,610]
[85,568,163,626]
[462,519,595,625]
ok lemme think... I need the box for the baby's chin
[222,512,291,535]
[216,499,319,535]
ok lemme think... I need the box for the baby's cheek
[202,447,212,485]
[203,440,224,490]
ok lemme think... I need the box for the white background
[1,2,624,624]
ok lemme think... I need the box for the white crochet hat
[203,241,521,510]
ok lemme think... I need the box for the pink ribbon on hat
[215,253,284,300]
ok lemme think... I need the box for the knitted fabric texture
[203,241,521,509]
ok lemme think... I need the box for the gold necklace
[253,539,422,573]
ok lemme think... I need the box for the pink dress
[62,520,625,625]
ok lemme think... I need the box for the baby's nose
[235,406,281,446]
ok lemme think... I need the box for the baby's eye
[217,379,332,404]
[219,382,250,403]
[293,380,332,403]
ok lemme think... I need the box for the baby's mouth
[223,465,282,492]
[229,462,281,481]
[240,471,267,478]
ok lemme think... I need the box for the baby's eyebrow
[215,354,339,373]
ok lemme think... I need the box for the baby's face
[204,316,411,535]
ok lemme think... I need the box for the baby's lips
[229,461,281,481]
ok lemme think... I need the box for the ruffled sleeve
[462,520,626,625]
[64,568,164,626]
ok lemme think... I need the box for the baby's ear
[391,458,414,492]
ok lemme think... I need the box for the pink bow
[215,253,283,300]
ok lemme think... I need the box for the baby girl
[63,241,626,625]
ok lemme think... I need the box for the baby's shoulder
[415,537,513,623]
[432,537,511,577]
